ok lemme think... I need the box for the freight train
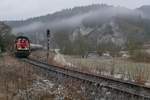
[14,36,44,58]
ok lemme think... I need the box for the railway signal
[46,29,50,63]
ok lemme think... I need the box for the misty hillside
[4,4,150,53]
[138,5,150,19]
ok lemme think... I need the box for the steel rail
[22,58,150,99]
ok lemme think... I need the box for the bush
[0,22,14,52]
[130,50,150,63]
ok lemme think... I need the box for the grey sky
[0,0,150,20]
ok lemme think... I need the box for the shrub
[130,50,150,63]
[0,22,14,52]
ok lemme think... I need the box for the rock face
[83,20,126,46]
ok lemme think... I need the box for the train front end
[15,36,30,58]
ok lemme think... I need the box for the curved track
[21,58,150,99]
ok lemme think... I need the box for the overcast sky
[0,0,150,20]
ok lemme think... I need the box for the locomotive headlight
[18,48,22,50]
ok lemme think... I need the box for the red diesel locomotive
[14,36,30,57]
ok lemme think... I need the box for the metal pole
[47,29,50,63]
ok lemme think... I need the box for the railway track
[21,58,150,99]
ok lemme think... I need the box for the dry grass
[30,51,150,85]
[0,55,37,99]
[0,54,94,100]
[64,56,150,85]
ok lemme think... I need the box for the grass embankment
[0,54,100,100]
[64,56,150,85]
[30,51,150,85]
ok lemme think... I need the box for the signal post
[46,29,50,63]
